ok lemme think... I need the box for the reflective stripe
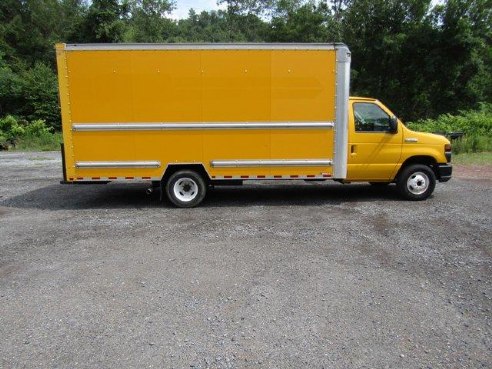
[70,176,160,181]
[72,122,334,132]
[212,174,332,180]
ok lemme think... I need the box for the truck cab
[347,97,452,200]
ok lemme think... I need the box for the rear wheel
[397,164,436,201]
[165,170,207,208]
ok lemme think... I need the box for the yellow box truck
[55,43,452,207]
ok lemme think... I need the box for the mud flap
[60,143,67,182]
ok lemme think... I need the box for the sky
[170,0,224,19]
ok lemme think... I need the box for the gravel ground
[0,151,491,369]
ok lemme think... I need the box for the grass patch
[1,115,61,151]
[14,132,62,151]
[452,135,492,154]
[453,152,492,165]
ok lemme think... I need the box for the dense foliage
[0,115,61,151]
[408,103,492,136]
[0,0,491,132]
[407,103,492,153]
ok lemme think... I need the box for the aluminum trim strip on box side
[210,159,333,168]
[64,43,345,51]
[333,45,351,179]
[75,161,161,169]
[72,122,335,132]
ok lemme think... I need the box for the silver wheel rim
[406,172,429,195]
[173,178,199,202]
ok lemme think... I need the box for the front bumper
[437,164,452,182]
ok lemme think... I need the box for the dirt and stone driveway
[0,151,491,368]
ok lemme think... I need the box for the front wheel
[165,170,207,208]
[397,164,436,201]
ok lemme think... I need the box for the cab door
[347,100,403,181]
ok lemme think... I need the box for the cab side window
[354,103,392,132]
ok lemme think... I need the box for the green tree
[0,54,59,129]
[0,52,23,117]
[218,0,276,17]
[20,62,60,129]
[174,7,266,42]
[174,10,232,42]
[76,0,128,42]
[125,0,176,42]
[340,0,492,121]
[267,1,333,42]
[0,0,86,66]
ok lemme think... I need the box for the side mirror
[389,116,398,133]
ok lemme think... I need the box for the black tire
[165,170,207,208]
[396,164,436,201]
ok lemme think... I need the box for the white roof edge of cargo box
[62,43,349,51]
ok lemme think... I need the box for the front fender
[391,146,445,181]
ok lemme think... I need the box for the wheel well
[161,164,210,184]
[396,156,438,180]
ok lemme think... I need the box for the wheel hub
[407,172,429,195]
[173,178,198,202]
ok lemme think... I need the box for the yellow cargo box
[56,43,350,206]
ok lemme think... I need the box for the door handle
[351,144,357,155]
